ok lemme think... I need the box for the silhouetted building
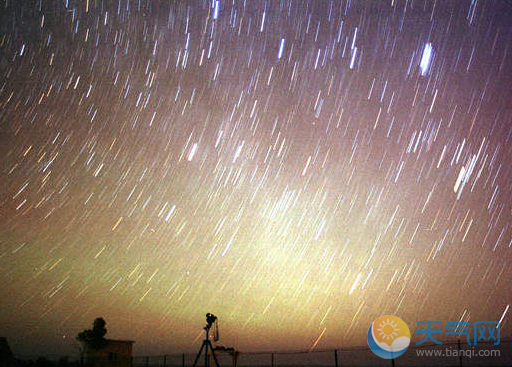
[82,339,134,367]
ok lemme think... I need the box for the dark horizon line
[11,336,511,360]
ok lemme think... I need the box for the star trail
[0,0,511,357]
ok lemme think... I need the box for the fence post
[334,349,338,367]
[271,353,274,367]
[458,339,463,367]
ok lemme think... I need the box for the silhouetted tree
[76,318,108,350]
[76,318,109,364]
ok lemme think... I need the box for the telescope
[192,313,221,367]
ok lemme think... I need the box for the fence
[16,339,511,367]
[129,338,511,367]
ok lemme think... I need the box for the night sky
[1,0,511,358]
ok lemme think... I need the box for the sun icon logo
[376,319,399,340]
[367,315,411,359]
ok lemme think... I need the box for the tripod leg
[207,341,222,367]
[205,340,208,367]
[191,341,206,367]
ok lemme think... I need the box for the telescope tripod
[191,323,221,367]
